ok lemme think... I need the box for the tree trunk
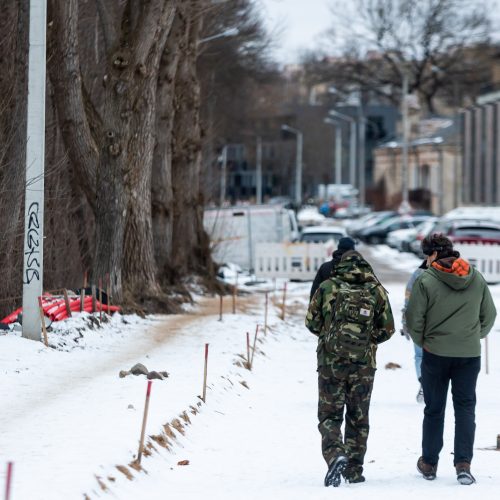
[0,1,29,316]
[171,3,214,280]
[49,0,176,301]
[152,12,184,283]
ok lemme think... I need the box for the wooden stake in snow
[264,291,269,333]
[246,331,250,367]
[106,273,111,314]
[219,294,223,321]
[137,381,153,465]
[62,289,72,318]
[281,282,288,321]
[485,336,490,375]
[4,462,13,500]
[80,271,87,312]
[37,296,48,347]
[202,343,209,403]
[91,284,97,313]
[250,324,259,368]
[98,277,103,322]
[232,274,238,314]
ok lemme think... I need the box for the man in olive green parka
[406,234,496,485]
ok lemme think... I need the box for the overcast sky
[260,0,500,65]
[261,0,333,64]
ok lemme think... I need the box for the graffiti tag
[23,202,41,285]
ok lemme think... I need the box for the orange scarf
[432,258,470,276]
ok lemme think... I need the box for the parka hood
[427,263,477,291]
[335,251,378,284]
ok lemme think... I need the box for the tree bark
[49,0,176,301]
[0,1,29,315]
[170,2,214,280]
[152,12,184,282]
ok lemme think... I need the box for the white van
[204,204,299,271]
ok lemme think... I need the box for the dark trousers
[421,350,480,466]
[318,363,375,471]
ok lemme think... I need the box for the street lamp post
[256,136,263,204]
[329,109,356,188]
[432,137,445,215]
[219,145,227,206]
[400,70,411,213]
[281,124,303,206]
[324,118,342,186]
[328,86,366,209]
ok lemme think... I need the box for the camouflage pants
[318,362,375,473]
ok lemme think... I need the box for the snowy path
[1,247,500,499]
[112,279,500,500]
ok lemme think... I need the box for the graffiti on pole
[24,201,41,284]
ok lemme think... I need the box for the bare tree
[0,1,28,317]
[170,1,213,278]
[322,0,493,112]
[48,0,177,301]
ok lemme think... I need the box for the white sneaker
[416,384,424,403]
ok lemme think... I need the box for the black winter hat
[337,237,356,252]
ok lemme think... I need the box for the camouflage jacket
[305,251,395,369]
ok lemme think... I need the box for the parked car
[433,219,500,243]
[299,225,348,243]
[411,219,500,256]
[410,219,441,255]
[348,211,398,238]
[387,218,438,252]
[358,215,434,245]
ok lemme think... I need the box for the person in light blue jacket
[401,260,427,402]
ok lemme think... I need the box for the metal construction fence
[454,242,500,283]
[255,241,500,283]
[255,242,332,280]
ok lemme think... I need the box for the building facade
[461,95,500,205]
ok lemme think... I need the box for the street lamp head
[220,27,239,38]
[198,26,239,45]
[281,124,301,135]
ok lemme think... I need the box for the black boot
[324,455,348,487]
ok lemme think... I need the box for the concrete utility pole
[358,111,366,209]
[22,0,47,341]
[329,109,356,188]
[433,137,445,215]
[324,118,342,185]
[281,124,303,206]
[256,136,263,204]
[335,125,342,185]
[401,70,411,212]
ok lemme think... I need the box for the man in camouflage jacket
[306,250,395,485]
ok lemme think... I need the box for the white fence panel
[255,242,332,280]
[454,242,500,283]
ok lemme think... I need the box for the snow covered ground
[1,248,499,499]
